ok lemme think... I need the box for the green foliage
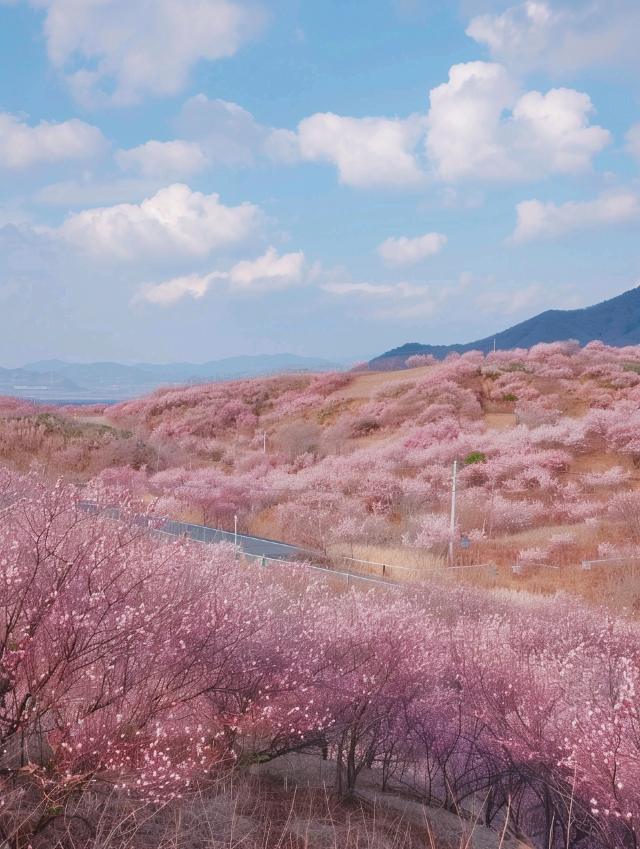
[503,393,518,402]
[464,451,486,465]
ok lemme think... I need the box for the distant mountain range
[371,285,640,368]
[0,353,342,403]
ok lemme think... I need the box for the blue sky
[0,0,639,366]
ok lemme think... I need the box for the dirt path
[331,365,437,400]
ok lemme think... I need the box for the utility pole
[449,460,458,565]
[234,514,238,548]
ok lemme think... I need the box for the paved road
[81,500,307,561]
[157,518,308,561]
[80,501,400,587]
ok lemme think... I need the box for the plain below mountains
[0,354,341,402]
[371,285,640,369]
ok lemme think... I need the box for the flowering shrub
[1,472,640,848]
[5,342,640,578]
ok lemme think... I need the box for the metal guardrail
[512,562,560,574]
[581,556,640,570]
[80,501,317,563]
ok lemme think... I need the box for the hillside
[371,284,640,367]
[4,343,640,845]
[4,340,640,606]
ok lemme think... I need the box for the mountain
[13,353,342,403]
[0,366,79,392]
[25,353,340,383]
[132,353,341,377]
[371,285,640,368]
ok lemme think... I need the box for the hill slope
[371,285,640,367]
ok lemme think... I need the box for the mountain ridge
[3,353,344,402]
[371,285,640,367]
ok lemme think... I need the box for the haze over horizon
[0,0,639,367]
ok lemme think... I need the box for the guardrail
[581,556,640,570]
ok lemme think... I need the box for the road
[157,518,308,561]
[81,501,398,587]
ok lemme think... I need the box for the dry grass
[323,527,640,615]
[2,772,439,849]
[328,366,437,400]
[327,542,445,583]
[253,753,530,849]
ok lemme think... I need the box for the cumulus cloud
[0,112,107,169]
[133,270,227,305]
[12,0,265,106]
[510,189,640,243]
[177,96,276,166]
[129,65,610,191]
[271,68,609,187]
[293,112,427,189]
[425,62,611,182]
[116,140,209,178]
[57,184,261,260]
[135,247,308,304]
[626,123,640,162]
[377,232,447,266]
[175,98,427,185]
[129,96,302,175]
[228,246,307,292]
[466,0,640,74]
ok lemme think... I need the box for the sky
[0,0,639,366]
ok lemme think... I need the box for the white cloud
[56,184,262,260]
[511,88,610,174]
[425,62,610,182]
[321,280,430,298]
[177,95,274,166]
[626,123,640,162]
[228,246,307,292]
[135,247,308,304]
[466,0,640,74]
[322,282,394,296]
[133,270,227,305]
[321,277,446,321]
[466,2,559,70]
[294,112,427,189]
[426,62,517,182]
[14,0,265,106]
[131,66,610,192]
[510,189,640,243]
[377,232,447,266]
[116,140,209,178]
[36,177,167,206]
[0,112,107,169]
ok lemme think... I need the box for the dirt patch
[484,413,516,429]
[330,366,438,400]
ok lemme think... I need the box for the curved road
[157,518,309,561]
